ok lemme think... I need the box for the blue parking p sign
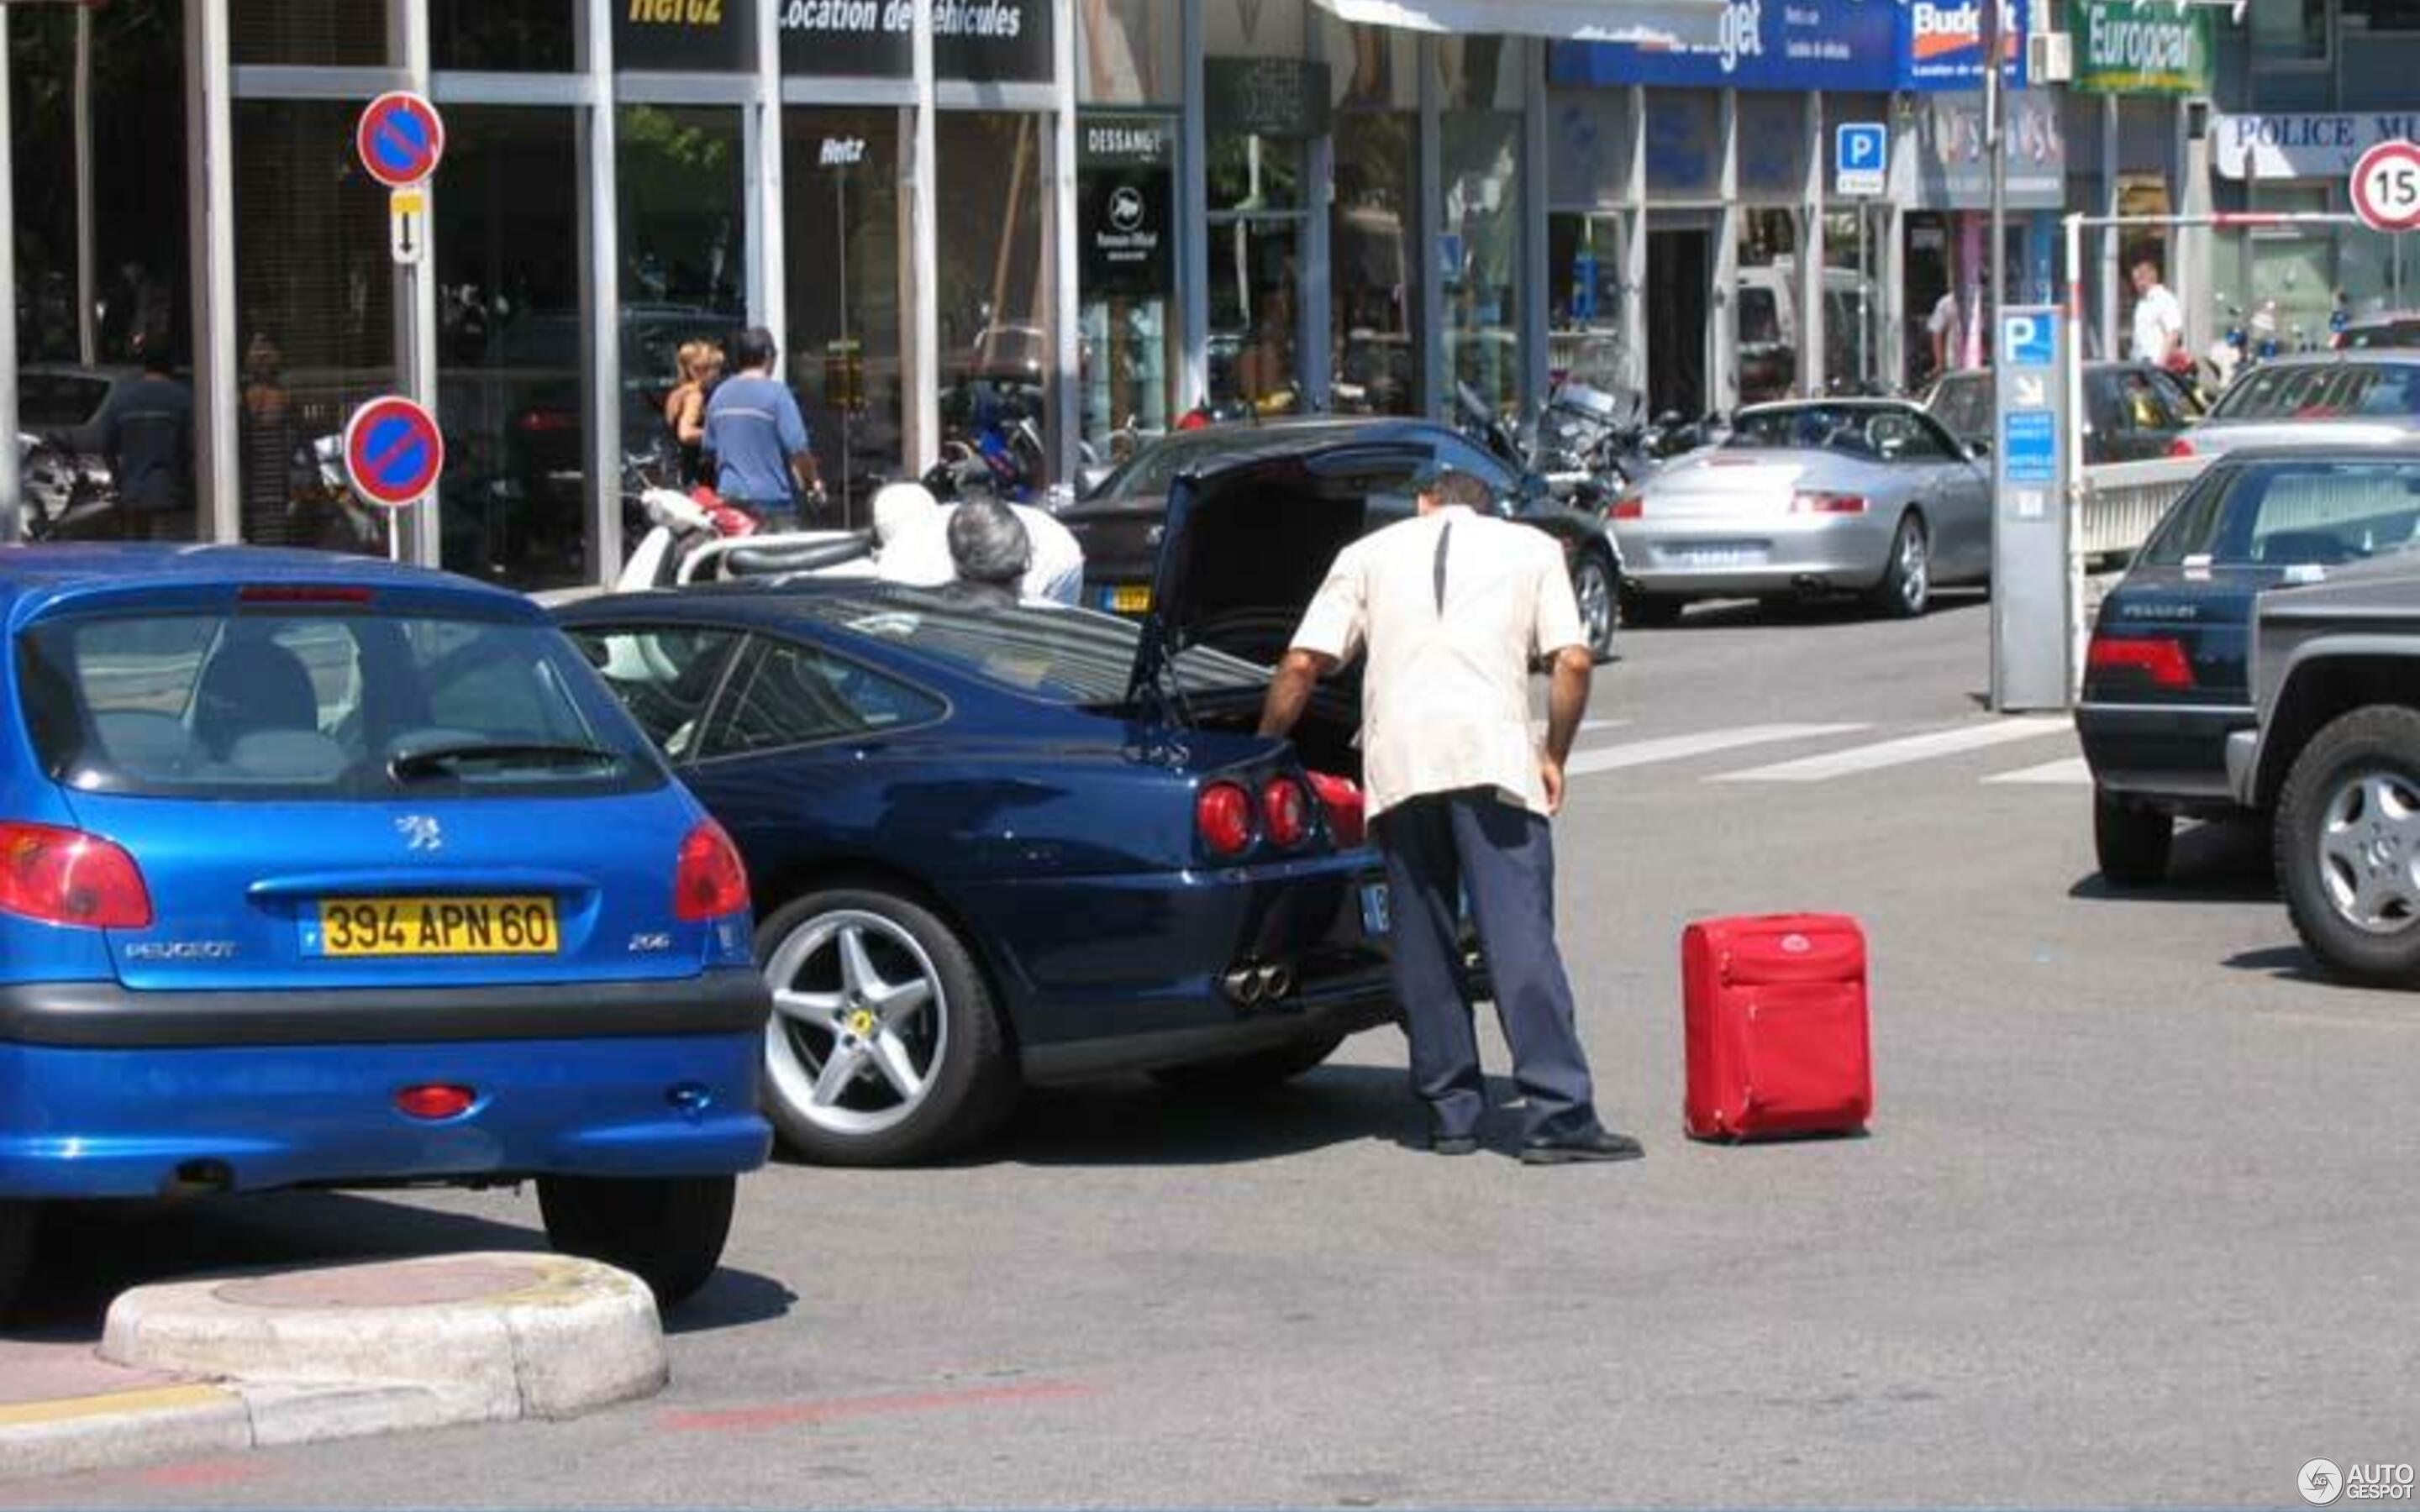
[1835,123,1886,197]
[2002,311,2054,368]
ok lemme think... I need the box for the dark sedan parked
[1923,361,2203,467]
[1062,417,1625,661]
[2079,449,2420,885]
[559,464,1395,1166]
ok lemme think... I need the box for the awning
[1308,0,1726,47]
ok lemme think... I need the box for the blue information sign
[2002,410,2057,484]
[2002,311,2055,368]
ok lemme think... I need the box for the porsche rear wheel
[757,887,1017,1166]
[1571,553,1618,661]
[1868,512,1931,619]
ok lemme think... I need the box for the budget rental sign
[2067,0,2212,95]
[1898,0,2029,88]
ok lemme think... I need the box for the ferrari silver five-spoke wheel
[757,887,1016,1165]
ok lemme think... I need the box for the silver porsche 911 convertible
[1612,399,1993,625]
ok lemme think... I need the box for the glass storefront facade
[3,0,1592,579]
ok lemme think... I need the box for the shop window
[433,0,577,71]
[784,108,905,528]
[231,0,391,66]
[1334,111,1421,417]
[1080,0,1181,103]
[1207,127,1307,415]
[1546,215,1623,391]
[1736,208,1801,405]
[2345,0,2420,29]
[434,108,585,590]
[1437,32,1523,113]
[1737,94,1805,202]
[1820,208,1885,394]
[1443,110,1523,417]
[1202,0,1306,58]
[234,99,397,555]
[2249,0,2327,58]
[1644,90,1720,198]
[1323,18,1417,112]
[618,104,747,481]
[937,113,1055,476]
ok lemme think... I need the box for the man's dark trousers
[1373,785,1601,1144]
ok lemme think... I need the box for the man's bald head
[1418,468,1496,515]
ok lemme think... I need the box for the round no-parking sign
[355,92,445,190]
[2350,139,2420,234]
[342,396,444,509]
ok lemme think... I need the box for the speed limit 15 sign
[2351,139,2420,234]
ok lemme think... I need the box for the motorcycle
[614,483,872,592]
[18,433,117,542]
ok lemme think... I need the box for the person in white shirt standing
[1257,465,1643,1164]
[2131,258,2186,370]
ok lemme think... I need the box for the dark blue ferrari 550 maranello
[559,461,1397,1165]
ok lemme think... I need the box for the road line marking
[1566,723,1870,777]
[1983,755,2092,786]
[1711,718,2072,783]
[1535,717,1631,740]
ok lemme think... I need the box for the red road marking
[660,1379,1096,1434]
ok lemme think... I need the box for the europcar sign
[2066,0,2212,96]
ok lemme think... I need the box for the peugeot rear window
[786,589,1267,704]
[18,606,662,799]
[2139,459,2420,568]
[2209,362,2420,421]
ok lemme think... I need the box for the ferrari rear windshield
[788,589,1268,705]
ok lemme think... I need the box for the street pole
[1985,0,2007,346]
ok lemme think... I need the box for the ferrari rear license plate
[312,896,559,958]
[1107,584,1152,613]
[1360,882,1392,937]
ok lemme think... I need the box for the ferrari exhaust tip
[1223,966,1265,1005]
[1259,963,1295,1000]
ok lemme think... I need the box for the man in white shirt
[1257,466,1641,1165]
[2131,259,2186,370]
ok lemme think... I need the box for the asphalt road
[12,591,2417,1509]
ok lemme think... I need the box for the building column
[1180,0,1208,412]
[1622,85,1646,401]
[187,0,239,544]
[1418,34,1445,421]
[2099,91,2119,361]
[755,0,786,349]
[580,0,623,585]
[906,0,941,473]
[1802,90,1826,397]
[1521,38,1550,414]
[1052,0,1082,475]
[1713,87,1739,412]
[0,8,17,543]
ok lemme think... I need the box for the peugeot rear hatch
[14,583,741,992]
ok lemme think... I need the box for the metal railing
[2074,456,2204,564]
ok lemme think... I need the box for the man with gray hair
[940,497,1033,610]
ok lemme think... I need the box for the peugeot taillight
[1260,777,1313,848]
[2086,633,2195,690]
[1197,782,1255,858]
[0,822,152,929]
[2166,436,2196,459]
[1609,496,1644,521]
[674,820,751,921]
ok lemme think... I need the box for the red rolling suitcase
[1683,914,1871,1141]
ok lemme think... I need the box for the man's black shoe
[1430,1133,1481,1156]
[1518,1130,1644,1165]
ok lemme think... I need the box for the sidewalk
[2,1253,665,1484]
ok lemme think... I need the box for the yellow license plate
[1111,584,1152,613]
[315,896,560,958]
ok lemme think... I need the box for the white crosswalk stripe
[1982,755,2092,786]
[1565,723,1870,777]
[1708,718,2073,783]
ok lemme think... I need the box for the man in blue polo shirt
[702,326,822,528]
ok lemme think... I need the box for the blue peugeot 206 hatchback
[0,546,771,1315]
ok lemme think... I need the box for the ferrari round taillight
[675,819,751,921]
[1261,777,1313,848]
[0,822,152,929]
[1196,782,1255,857]
[2166,436,2196,459]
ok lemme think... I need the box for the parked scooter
[18,433,117,541]
[615,484,874,591]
